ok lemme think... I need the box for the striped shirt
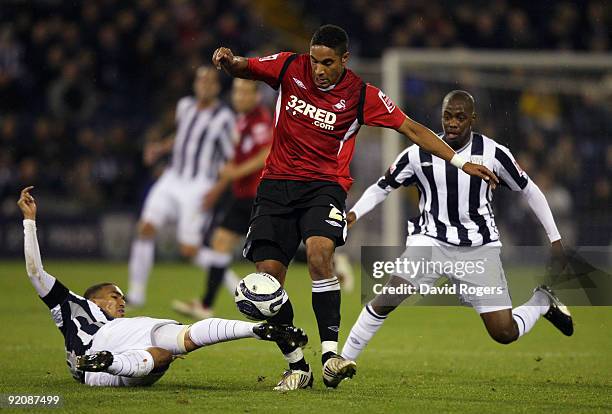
[377,133,529,246]
[41,278,113,383]
[170,97,235,181]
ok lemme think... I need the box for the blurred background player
[172,78,273,319]
[17,186,307,387]
[126,66,235,307]
[212,25,497,391]
[340,91,573,370]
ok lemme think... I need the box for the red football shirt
[247,52,407,191]
[232,105,273,199]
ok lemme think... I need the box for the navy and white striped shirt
[170,97,235,181]
[378,133,529,246]
[41,279,112,382]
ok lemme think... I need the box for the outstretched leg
[81,319,308,387]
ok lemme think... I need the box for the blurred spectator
[0,26,24,111]
[48,61,97,121]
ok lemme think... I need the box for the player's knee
[489,328,518,345]
[255,261,286,283]
[307,252,333,279]
[305,242,334,279]
[146,347,174,370]
[179,244,198,258]
[138,221,157,238]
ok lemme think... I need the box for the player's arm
[493,146,562,248]
[213,49,296,89]
[202,146,270,210]
[347,182,392,229]
[18,187,70,308]
[521,181,563,248]
[222,145,271,182]
[395,118,497,186]
[143,133,175,166]
[348,149,413,229]
[212,47,251,78]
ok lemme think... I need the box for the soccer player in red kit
[212,25,498,391]
[173,78,273,319]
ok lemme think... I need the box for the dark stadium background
[0,0,610,259]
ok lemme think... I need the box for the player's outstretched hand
[212,47,235,71]
[346,211,357,229]
[462,163,499,189]
[17,186,37,220]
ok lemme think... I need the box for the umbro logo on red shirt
[292,77,307,90]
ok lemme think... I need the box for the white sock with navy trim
[188,318,257,346]
[512,290,549,338]
[341,304,387,361]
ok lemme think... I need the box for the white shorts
[141,169,213,246]
[90,317,184,354]
[396,235,512,314]
[86,317,189,387]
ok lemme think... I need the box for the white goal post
[380,49,612,246]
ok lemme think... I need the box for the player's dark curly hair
[83,282,116,299]
[311,24,349,56]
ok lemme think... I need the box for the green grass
[0,260,610,413]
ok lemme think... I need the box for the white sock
[283,348,305,365]
[107,350,154,377]
[341,304,387,361]
[512,290,550,338]
[127,239,155,305]
[223,269,240,294]
[192,247,232,270]
[188,318,257,346]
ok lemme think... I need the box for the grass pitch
[0,260,611,413]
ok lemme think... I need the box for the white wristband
[450,154,467,169]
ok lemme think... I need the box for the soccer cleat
[76,351,114,372]
[273,367,313,391]
[253,324,308,348]
[535,285,574,336]
[322,354,357,388]
[171,299,213,320]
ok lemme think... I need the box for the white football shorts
[85,317,190,387]
[140,169,213,246]
[394,234,512,314]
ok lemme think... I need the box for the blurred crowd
[309,0,611,55]
[0,0,270,214]
[0,0,610,244]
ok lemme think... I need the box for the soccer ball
[234,272,288,321]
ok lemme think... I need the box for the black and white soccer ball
[234,272,288,321]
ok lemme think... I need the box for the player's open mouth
[446,132,459,139]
